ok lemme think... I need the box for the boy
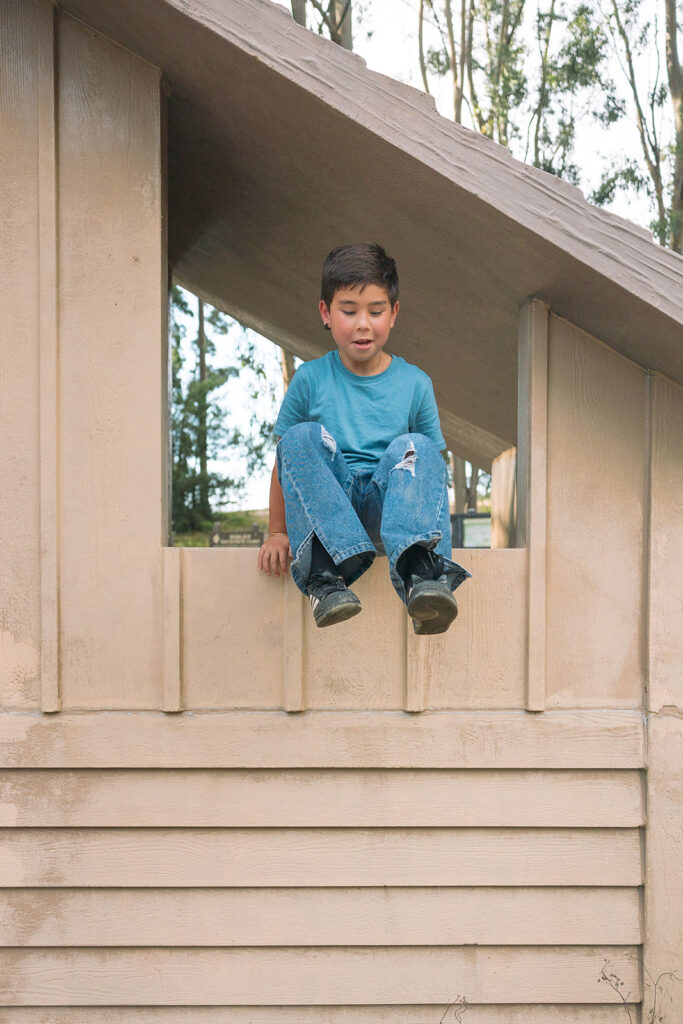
[257,243,470,634]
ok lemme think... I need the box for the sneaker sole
[407,582,458,635]
[313,592,362,628]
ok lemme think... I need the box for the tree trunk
[665,0,682,252]
[280,347,296,392]
[334,0,353,50]
[197,298,210,518]
[418,0,431,95]
[457,0,466,122]
[452,454,468,513]
[466,465,480,512]
[290,0,306,27]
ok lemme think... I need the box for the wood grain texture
[303,559,406,710]
[517,300,548,711]
[55,15,164,708]
[162,547,182,711]
[0,769,644,827]
[491,447,517,549]
[415,549,527,709]
[0,711,646,767]
[183,549,525,711]
[647,374,683,712]
[37,0,60,713]
[0,1007,642,1023]
[0,886,641,946]
[283,576,304,711]
[0,827,642,887]
[0,946,640,1005]
[545,314,647,708]
[0,0,43,708]
[642,714,683,1022]
[182,550,285,708]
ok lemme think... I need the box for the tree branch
[467,0,486,132]
[419,0,432,94]
[445,0,460,121]
[608,0,666,239]
[665,0,683,250]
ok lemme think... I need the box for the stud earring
[324,323,331,330]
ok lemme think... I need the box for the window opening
[169,283,491,549]
[170,284,295,548]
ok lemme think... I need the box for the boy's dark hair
[321,243,399,308]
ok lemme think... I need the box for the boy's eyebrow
[338,298,388,306]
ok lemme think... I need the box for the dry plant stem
[598,954,682,1023]
[439,995,468,1023]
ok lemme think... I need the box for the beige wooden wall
[0,0,166,713]
[2,0,682,1020]
[0,0,663,718]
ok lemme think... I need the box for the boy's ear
[319,299,330,328]
[390,300,400,327]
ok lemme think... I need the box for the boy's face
[319,284,399,375]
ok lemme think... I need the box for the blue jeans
[276,422,471,604]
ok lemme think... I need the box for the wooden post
[642,373,683,1022]
[517,300,548,712]
[490,446,516,548]
[38,3,60,713]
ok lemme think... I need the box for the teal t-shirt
[274,350,446,471]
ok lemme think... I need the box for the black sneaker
[306,571,361,628]
[406,574,458,635]
[401,548,458,635]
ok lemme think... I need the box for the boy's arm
[257,460,292,576]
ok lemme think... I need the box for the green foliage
[170,285,276,534]
[419,0,679,250]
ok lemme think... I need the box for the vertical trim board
[162,546,182,711]
[517,299,548,711]
[647,374,683,711]
[37,1,60,713]
[283,578,304,711]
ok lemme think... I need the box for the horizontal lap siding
[0,768,645,827]
[1,886,641,945]
[0,947,641,1005]
[1,757,643,1016]
[0,1009,643,1023]
[0,710,646,767]
[0,826,642,887]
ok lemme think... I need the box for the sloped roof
[61,0,683,464]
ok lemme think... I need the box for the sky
[178,0,673,514]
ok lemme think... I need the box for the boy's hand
[258,532,292,576]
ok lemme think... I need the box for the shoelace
[307,573,348,602]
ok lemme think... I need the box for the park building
[1,0,682,1020]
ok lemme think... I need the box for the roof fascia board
[169,0,683,331]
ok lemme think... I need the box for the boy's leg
[370,433,471,631]
[276,422,376,601]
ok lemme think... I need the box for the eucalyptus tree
[170,287,276,534]
[290,0,354,48]
[594,0,682,251]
